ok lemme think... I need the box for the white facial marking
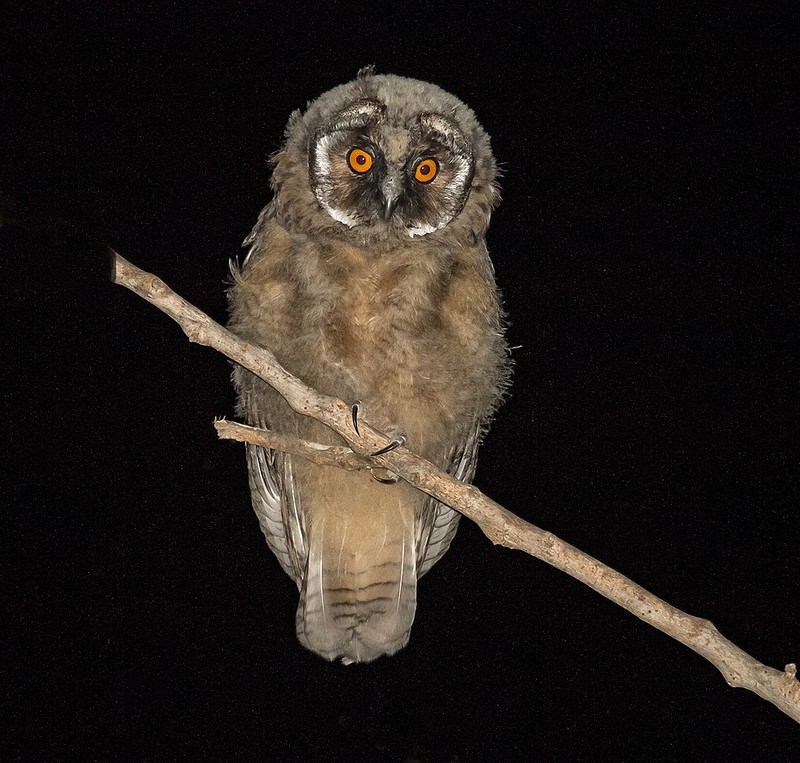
[313,133,359,228]
[407,222,441,237]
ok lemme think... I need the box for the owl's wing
[241,203,274,248]
[246,444,307,585]
[237,203,276,270]
[416,421,481,577]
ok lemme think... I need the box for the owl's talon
[351,401,362,436]
[352,402,404,456]
[371,468,401,484]
[370,434,406,457]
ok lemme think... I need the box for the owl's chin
[352,221,444,247]
[324,209,429,243]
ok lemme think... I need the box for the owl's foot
[369,432,405,483]
[370,468,401,484]
[352,399,404,483]
[370,434,406,457]
[369,429,404,483]
[350,400,406,456]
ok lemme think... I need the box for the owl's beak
[382,196,400,220]
[380,174,402,220]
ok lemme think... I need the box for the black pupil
[419,163,430,176]
[356,153,366,165]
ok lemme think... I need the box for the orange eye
[347,148,373,174]
[413,157,438,183]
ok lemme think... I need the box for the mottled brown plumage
[228,68,509,663]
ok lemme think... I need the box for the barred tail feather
[294,468,419,664]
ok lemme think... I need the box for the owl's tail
[295,467,419,664]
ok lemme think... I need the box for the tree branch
[214,418,370,471]
[111,249,800,724]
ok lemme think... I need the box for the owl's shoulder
[239,215,296,279]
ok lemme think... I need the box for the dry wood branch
[112,249,800,724]
[214,419,369,471]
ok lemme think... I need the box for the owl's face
[270,71,498,246]
[310,100,474,237]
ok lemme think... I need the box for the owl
[228,67,509,664]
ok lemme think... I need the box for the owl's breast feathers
[229,215,508,663]
[231,217,506,443]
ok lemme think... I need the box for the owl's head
[269,68,499,246]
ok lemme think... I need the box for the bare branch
[112,249,800,724]
[214,419,370,471]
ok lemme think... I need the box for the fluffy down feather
[228,70,509,663]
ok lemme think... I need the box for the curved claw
[371,468,400,484]
[351,401,405,458]
[351,401,362,436]
[370,434,407,457]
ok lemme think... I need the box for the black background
[3,3,798,760]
